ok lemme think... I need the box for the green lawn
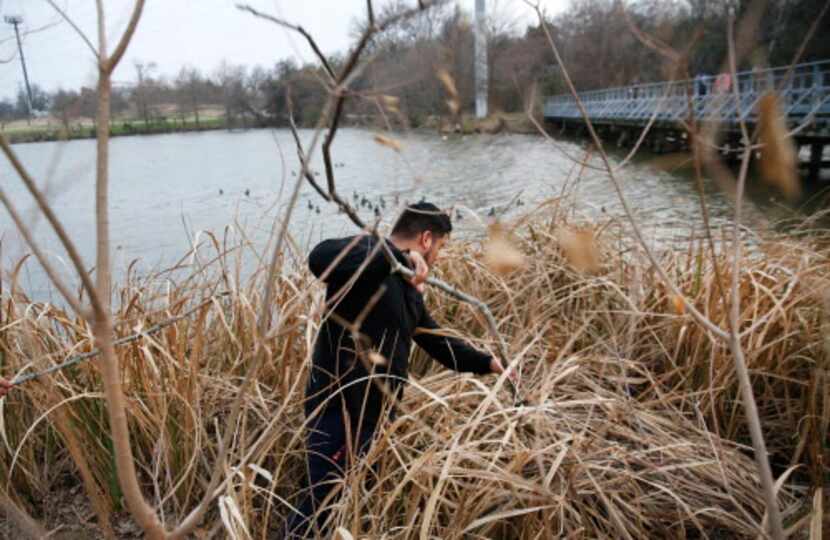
[3,116,229,144]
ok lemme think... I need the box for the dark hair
[391,202,452,239]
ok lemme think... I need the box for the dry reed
[0,203,826,538]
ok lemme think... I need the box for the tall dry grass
[0,204,827,538]
[433,206,828,489]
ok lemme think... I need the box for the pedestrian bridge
[545,60,829,134]
[544,60,830,182]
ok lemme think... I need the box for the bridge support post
[722,136,743,165]
[617,129,629,148]
[808,142,823,183]
[650,136,661,154]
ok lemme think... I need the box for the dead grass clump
[329,356,798,538]
[557,227,602,274]
[483,223,526,276]
[0,206,826,537]
[429,211,827,491]
[632,238,830,487]
[758,93,800,201]
[0,240,311,537]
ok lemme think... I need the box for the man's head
[390,202,452,267]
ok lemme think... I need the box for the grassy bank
[2,117,228,144]
[0,203,827,538]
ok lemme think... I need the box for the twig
[45,0,100,60]
[243,0,517,403]
[625,0,734,334]
[172,16,352,535]
[104,0,146,74]
[286,113,367,229]
[772,0,829,94]
[6,293,229,389]
[0,187,86,317]
[235,4,336,81]
[0,135,104,318]
[722,15,784,540]
[367,0,376,29]
[288,109,331,202]
[726,144,784,540]
[532,7,728,341]
[388,254,519,400]
[170,119,311,538]
[529,3,786,538]
[92,2,166,538]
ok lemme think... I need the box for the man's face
[417,231,448,268]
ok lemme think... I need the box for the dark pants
[285,403,376,539]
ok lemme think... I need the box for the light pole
[474,0,488,119]
[5,15,34,123]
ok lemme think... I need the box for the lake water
[1,128,784,300]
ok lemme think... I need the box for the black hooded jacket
[306,234,493,435]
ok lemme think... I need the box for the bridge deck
[544,61,830,137]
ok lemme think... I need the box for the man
[287,202,511,538]
[714,72,732,94]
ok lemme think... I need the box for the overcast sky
[0,0,567,101]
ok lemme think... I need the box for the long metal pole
[6,17,34,123]
[474,0,488,119]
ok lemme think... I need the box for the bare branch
[618,0,732,319]
[88,2,166,538]
[528,3,787,537]
[532,9,728,341]
[169,160,309,538]
[288,107,331,202]
[0,135,105,317]
[0,19,62,49]
[775,0,830,92]
[338,0,446,85]
[721,15,785,540]
[272,0,517,402]
[367,0,376,29]
[8,292,229,389]
[44,0,99,60]
[104,0,146,74]
[382,242,519,399]
[236,4,337,81]
[322,89,347,190]
[0,188,86,317]
[617,1,686,64]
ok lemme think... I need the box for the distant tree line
[552,0,828,91]
[1,0,825,131]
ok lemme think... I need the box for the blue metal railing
[544,60,830,133]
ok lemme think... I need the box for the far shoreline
[3,117,228,145]
[2,112,543,145]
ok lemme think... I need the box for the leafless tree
[133,60,158,126]
[214,60,249,129]
[51,89,81,131]
[174,65,204,127]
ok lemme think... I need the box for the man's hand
[406,250,429,293]
[490,357,518,385]
[0,378,13,398]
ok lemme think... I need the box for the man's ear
[421,230,433,252]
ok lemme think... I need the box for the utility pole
[474,0,488,119]
[5,15,34,123]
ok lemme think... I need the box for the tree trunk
[94,1,165,537]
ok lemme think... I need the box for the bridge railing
[544,60,830,132]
